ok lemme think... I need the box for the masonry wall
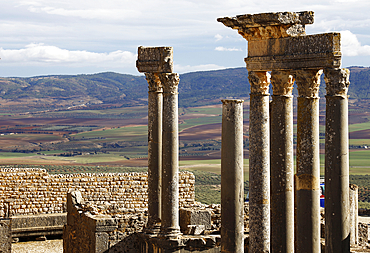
[0,168,195,218]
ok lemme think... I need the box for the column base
[144,223,161,235]
[159,227,182,239]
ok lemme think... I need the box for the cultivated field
[0,98,368,204]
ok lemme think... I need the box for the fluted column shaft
[270,70,295,253]
[248,71,270,252]
[294,69,322,253]
[159,73,182,238]
[221,99,244,253]
[324,68,350,253]
[145,73,163,233]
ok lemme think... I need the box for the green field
[73,126,147,142]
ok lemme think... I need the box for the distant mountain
[345,66,370,99]
[0,66,368,111]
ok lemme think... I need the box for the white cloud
[215,46,242,52]
[174,64,225,74]
[341,30,370,56]
[2,0,370,76]
[27,6,140,20]
[215,34,223,41]
[0,43,137,67]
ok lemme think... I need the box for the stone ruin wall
[0,168,195,218]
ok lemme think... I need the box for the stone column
[221,99,244,253]
[349,184,359,246]
[145,73,163,233]
[248,70,270,252]
[324,68,351,252]
[270,70,295,253]
[136,46,174,235]
[159,73,182,238]
[294,69,322,253]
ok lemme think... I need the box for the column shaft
[324,68,350,253]
[248,71,270,252]
[349,184,359,246]
[159,73,181,238]
[145,73,163,233]
[221,99,244,253]
[270,70,294,253]
[295,69,322,253]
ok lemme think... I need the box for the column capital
[145,73,163,93]
[248,71,271,95]
[158,73,179,95]
[271,70,294,96]
[324,68,350,97]
[221,99,244,105]
[293,69,323,98]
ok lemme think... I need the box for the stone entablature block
[246,33,341,71]
[136,46,173,73]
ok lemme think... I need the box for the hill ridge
[0,66,369,112]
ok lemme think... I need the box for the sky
[0,0,370,77]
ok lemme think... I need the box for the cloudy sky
[1,0,369,77]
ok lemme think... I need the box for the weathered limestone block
[217,11,313,41]
[179,208,211,235]
[11,213,67,238]
[246,33,341,71]
[136,46,173,73]
[0,219,11,253]
[358,222,370,246]
[95,232,109,253]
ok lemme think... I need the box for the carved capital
[324,68,350,97]
[158,73,179,95]
[145,73,163,93]
[248,71,271,95]
[271,70,294,96]
[293,69,323,98]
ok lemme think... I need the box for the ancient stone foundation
[63,191,254,253]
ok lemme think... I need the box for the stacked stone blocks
[0,168,195,218]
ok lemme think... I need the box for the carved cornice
[271,70,294,96]
[293,69,323,98]
[217,11,313,41]
[248,71,271,95]
[158,73,179,95]
[324,68,350,97]
[145,73,163,93]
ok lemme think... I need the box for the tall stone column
[145,73,163,233]
[159,73,182,238]
[248,71,270,252]
[136,46,173,235]
[294,69,323,253]
[221,99,244,253]
[324,68,350,253]
[270,70,295,253]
